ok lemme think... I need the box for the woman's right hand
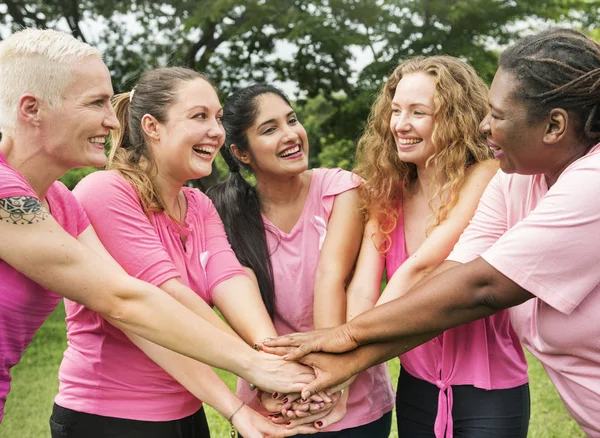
[250,352,315,394]
[259,325,358,361]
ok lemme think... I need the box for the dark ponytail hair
[207,84,292,317]
[499,28,600,144]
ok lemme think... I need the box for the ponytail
[207,146,276,317]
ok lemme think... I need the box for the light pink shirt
[55,170,247,421]
[448,143,600,437]
[0,152,89,422]
[237,168,395,431]
[386,205,528,438]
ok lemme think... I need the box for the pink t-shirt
[237,168,395,431]
[55,170,247,421]
[448,143,600,437]
[0,152,89,422]
[386,208,528,438]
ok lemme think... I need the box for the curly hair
[354,55,492,246]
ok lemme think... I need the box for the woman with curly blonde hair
[347,56,530,437]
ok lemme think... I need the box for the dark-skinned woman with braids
[262,28,600,437]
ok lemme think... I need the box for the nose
[391,112,410,133]
[282,124,300,143]
[479,113,491,134]
[104,105,120,131]
[207,117,225,139]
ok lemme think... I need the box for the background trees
[1,0,598,187]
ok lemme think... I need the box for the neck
[255,170,307,209]
[412,163,436,196]
[544,139,593,188]
[0,134,70,199]
[152,171,184,216]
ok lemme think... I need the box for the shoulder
[465,160,499,184]
[183,187,217,216]
[313,167,361,195]
[73,170,134,199]
[0,159,37,198]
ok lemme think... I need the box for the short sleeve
[318,168,362,217]
[448,171,508,264]
[482,159,600,314]
[192,191,247,292]
[51,182,90,236]
[73,171,180,286]
[0,163,37,199]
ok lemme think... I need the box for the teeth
[397,138,422,145]
[280,145,300,157]
[193,145,216,154]
[88,136,106,144]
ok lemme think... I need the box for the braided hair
[499,28,600,144]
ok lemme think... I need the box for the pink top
[237,168,395,431]
[55,170,247,421]
[448,143,600,437]
[0,152,89,422]
[385,197,528,438]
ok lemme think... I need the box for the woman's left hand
[233,404,318,437]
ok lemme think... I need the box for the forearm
[346,258,520,345]
[314,276,346,329]
[126,331,243,418]
[214,275,278,345]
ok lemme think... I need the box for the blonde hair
[108,67,211,220]
[354,55,492,245]
[0,28,101,135]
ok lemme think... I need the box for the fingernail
[282,397,288,404]
[316,421,323,427]
[272,392,279,399]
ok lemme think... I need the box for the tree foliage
[2,0,598,184]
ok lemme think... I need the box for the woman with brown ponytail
[50,67,318,438]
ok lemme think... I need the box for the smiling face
[151,78,225,183]
[39,55,119,169]
[390,72,436,168]
[479,68,548,175]
[241,93,309,177]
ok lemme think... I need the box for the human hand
[259,325,358,360]
[251,352,315,394]
[269,389,347,431]
[283,390,340,418]
[232,403,318,437]
[294,352,358,400]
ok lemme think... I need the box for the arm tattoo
[0,196,49,225]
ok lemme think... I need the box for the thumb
[301,377,326,401]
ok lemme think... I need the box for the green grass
[0,304,584,437]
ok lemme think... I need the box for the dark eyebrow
[256,110,295,132]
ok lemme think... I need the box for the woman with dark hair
[263,28,600,437]
[50,67,317,438]
[207,84,395,435]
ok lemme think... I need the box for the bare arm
[345,218,386,320]
[212,272,278,345]
[377,160,498,306]
[313,188,363,329]
[0,198,310,392]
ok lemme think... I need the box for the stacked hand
[258,388,347,431]
[258,327,360,399]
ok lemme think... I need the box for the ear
[141,113,161,141]
[231,144,251,164]
[543,108,567,144]
[17,94,41,126]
